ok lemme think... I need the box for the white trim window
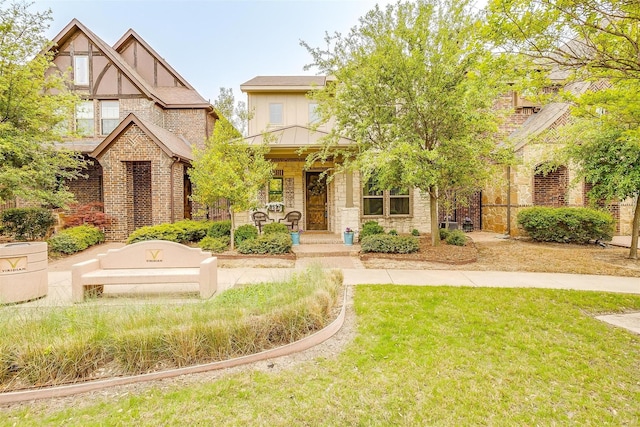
[73,55,89,86]
[362,178,410,217]
[308,102,320,124]
[100,100,119,135]
[75,101,94,136]
[269,103,283,125]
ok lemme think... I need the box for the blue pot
[344,232,354,246]
[290,232,300,245]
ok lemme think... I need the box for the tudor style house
[240,75,635,237]
[50,20,216,241]
[240,76,433,237]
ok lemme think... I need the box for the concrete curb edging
[0,288,348,405]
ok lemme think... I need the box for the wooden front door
[306,172,327,230]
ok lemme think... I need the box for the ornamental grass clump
[0,267,341,392]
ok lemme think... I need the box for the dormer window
[74,55,89,86]
[309,103,320,124]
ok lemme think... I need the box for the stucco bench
[71,240,217,302]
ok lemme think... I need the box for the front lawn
[5,286,640,425]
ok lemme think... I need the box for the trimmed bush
[388,229,398,236]
[360,234,419,254]
[48,225,104,254]
[262,222,290,235]
[0,208,55,241]
[208,220,231,238]
[234,224,259,245]
[411,229,420,237]
[237,233,292,254]
[198,236,230,253]
[517,207,614,244]
[360,220,385,238]
[439,228,451,241]
[126,220,212,244]
[445,229,467,246]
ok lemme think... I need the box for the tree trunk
[430,187,440,247]
[629,194,639,260]
[229,207,236,251]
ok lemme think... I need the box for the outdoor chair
[252,211,271,233]
[279,211,302,231]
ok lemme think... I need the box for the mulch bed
[359,235,478,265]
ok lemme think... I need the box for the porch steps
[293,233,360,258]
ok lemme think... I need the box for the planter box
[0,242,48,304]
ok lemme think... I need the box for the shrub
[262,222,290,235]
[439,228,451,241]
[445,229,467,246]
[127,224,179,244]
[173,220,210,243]
[234,224,259,245]
[198,236,230,253]
[208,220,231,238]
[388,229,398,236]
[360,220,385,238]
[126,220,212,244]
[237,233,292,254]
[63,202,112,230]
[48,225,104,254]
[360,234,419,254]
[517,207,614,244]
[411,229,420,237]
[0,208,55,241]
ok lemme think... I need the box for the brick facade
[98,124,187,241]
[533,165,568,207]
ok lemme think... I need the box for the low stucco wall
[0,242,48,304]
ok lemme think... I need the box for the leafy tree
[0,1,84,206]
[302,0,510,245]
[189,89,272,250]
[486,0,640,258]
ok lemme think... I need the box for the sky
[31,0,392,105]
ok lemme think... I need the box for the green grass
[4,286,640,425]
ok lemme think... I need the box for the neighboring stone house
[240,75,635,236]
[483,79,634,236]
[50,20,217,241]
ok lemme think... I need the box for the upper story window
[73,55,89,86]
[75,101,94,136]
[362,178,411,217]
[100,101,119,135]
[268,177,284,203]
[269,103,283,125]
[308,103,320,124]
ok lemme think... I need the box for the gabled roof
[113,28,195,91]
[241,76,331,92]
[91,113,193,162]
[50,19,211,110]
[244,125,353,148]
[507,81,592,151]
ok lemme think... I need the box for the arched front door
[305,172,327,230]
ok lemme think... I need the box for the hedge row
[126,220,212,244]
[0,208,55,241]
[517,207,614,243]
[360,234,419,254]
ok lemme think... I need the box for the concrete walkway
[16,236,640,335]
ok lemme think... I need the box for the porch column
[346,171,354,208]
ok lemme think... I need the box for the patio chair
[279,211,302,231]
[251,211,270,233]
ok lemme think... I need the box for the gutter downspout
[506,165,512,236]
[170,157,180,223]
